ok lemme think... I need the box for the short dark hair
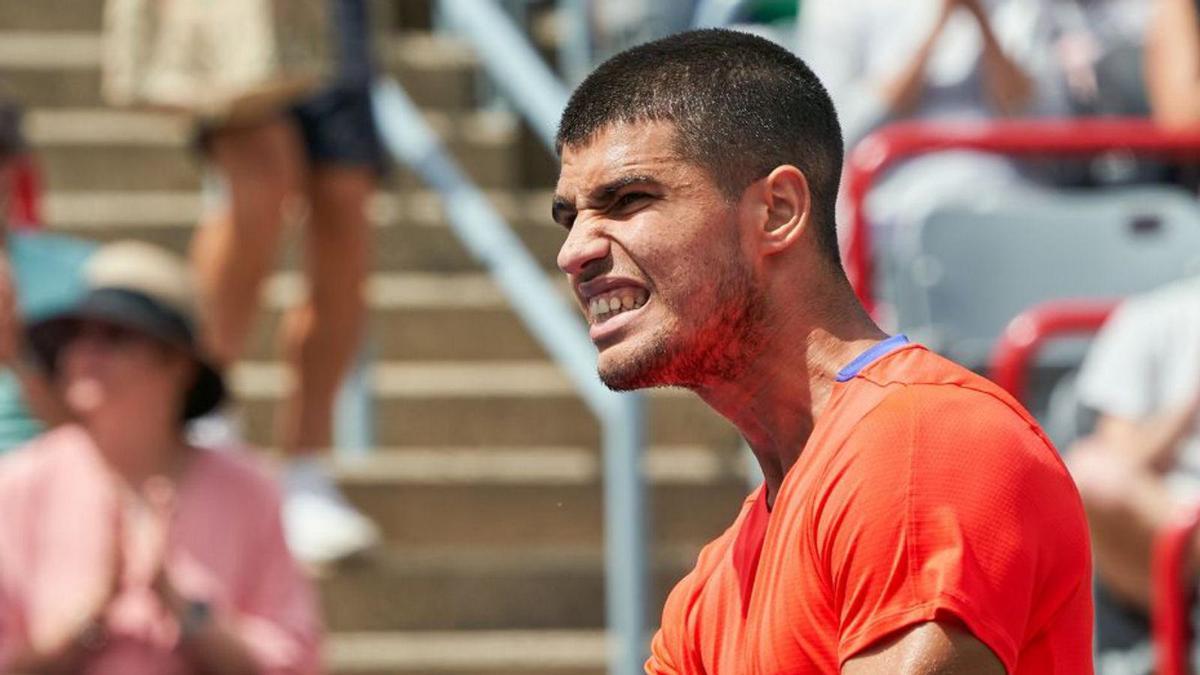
[556,28,845,267]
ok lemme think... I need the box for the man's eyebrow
[551,174,662,227]
[588,174,659,203]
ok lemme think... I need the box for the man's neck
[695,297,887,508]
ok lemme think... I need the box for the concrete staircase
[0,2,748,672]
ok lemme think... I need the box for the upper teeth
[589,289,648,322]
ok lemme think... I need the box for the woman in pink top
[0,241,321,673]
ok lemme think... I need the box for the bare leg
[276,165,372,456]
[1069,439,1183,611]
[191,120,307,366]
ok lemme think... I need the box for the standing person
[187,0,383,565]
[103,0,382,564]
[0,241,320,673]
[552,29,1093,673]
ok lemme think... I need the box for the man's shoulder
[829,354,1071,506]
[851,344,1046,445]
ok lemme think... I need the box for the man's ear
[757,165,812,257]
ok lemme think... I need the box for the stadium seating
[887,185,1200,369]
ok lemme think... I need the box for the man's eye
[613,192,651,211]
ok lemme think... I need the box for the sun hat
[25,240,226,420]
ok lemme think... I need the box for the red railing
[988,298,1117,402]
[7,153,42,229]
[1155,508,1200,675]
[844,118,1200,316]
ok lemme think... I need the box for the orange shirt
[647,340,1093,674]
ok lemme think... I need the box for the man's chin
[596,344,673,391]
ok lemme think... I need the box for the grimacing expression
[554,121,767,391]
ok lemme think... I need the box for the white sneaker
[282,458,380,566]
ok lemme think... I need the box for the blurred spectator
[1054,0,1151,117]
[0,241,320,673]
[1067,276,1200,674]
[188,0,384,566]
[102,0,381,565]
[1146,0,1200,128]
[0,94,96,451]
[798,0,1069,228]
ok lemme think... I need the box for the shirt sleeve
[1076,298,1163,421]
[232,485,323,675]
[645,562,702,675]
[815,385,1090,672]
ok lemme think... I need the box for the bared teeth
[589,288,649,323]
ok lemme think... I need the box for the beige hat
[25,241,226,420]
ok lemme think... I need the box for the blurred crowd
[0,0,1198,673]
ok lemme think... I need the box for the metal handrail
[438,0,569,153]
[844,118,1200,317]
[371,76,649,675]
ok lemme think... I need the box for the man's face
[554,121,766,391]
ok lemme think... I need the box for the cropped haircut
[556,28,845,267]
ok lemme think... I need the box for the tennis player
[552,29,1093,674]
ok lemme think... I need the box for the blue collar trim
[835,334,911,382]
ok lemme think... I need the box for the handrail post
[602,392,650,673]
[371,78,649,675]
[334,341,374,458]
[558,0,593,86]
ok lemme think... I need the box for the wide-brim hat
[25,241,226,420]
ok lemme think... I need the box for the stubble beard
[598,262,767,392]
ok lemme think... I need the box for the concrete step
[0,31,480,111]
[327,630,605,675]
[25,108,527,191]
[329,446,749,549]
[229,360,743,449]
[250,273,550,361]
[317,546,702,631]
[49,215,563,275]
[44,188,555,230]
[0,0,104,31]
[0,0,422,34]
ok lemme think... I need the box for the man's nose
[557,219,611,277]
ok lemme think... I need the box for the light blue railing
[431,3,653,673]
[438,0,567,152]
[370,70,649,675]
